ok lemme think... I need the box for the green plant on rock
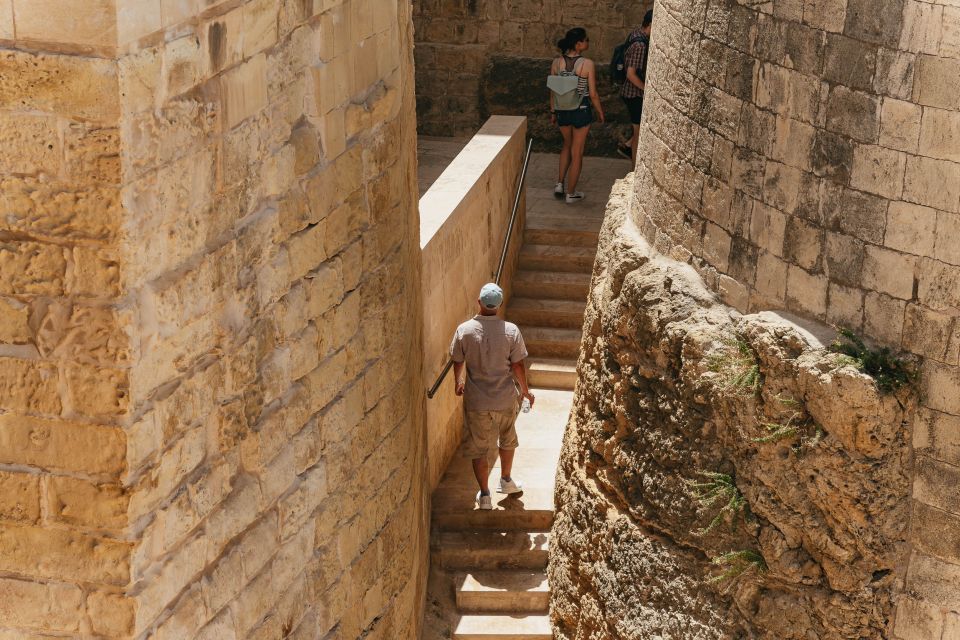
[794,423,825,453]
[707,337,761,396]
[830,327,918,393]
[685,471,751,536]
[752,412,801,444]
[709,549,768,585]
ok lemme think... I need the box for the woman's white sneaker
[497,477,523,494]
[554,182,565,198]
[476,491,493,510]
[565,191,584,203]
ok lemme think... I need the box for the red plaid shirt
[620,28,648,99]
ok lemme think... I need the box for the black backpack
[610,34,649,86]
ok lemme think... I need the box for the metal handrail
[426,138,534,400]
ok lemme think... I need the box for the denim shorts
[557,98,593,129]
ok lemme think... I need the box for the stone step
[455,571,550,613]
[524,217,600,248]
[452,614,553,639]
[527,358,577,391]
[507,297,586,329]
[432,485,556,530]
[434,531,550,571]
[521,326,582,359]
[433,509,554,533]
[512,271,591,301]
[518,244,596,273]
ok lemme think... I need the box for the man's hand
[453,361,466,397]
[523,391,536,408]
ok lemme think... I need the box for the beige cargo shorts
[461,407,520,459]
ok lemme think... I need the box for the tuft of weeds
[830,328,918,393]
[792,423,825,455]
[685,471,751,536]
[707,337,761,396]
[772,393,800,408]
[708,549,768,585]
[752,412,801,444]
[752,397,825,452]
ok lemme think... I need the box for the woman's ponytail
[557,27,587,53]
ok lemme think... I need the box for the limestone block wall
[412,0,652,154]
[419,115,527,489]
[0,1,428,638]
[0,6,131,637]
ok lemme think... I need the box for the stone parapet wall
[551,177,918,638]
[420,115,527,490]
[630,0,960,634]
[0,1,427,638]
[412,0,652,154]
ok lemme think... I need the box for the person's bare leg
[499,447,516,481]
[472,457,491,494]
[567,125,591,194]
[630,123,640,163]
[558,125,573,183]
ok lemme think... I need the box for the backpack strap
[571,56,586,76]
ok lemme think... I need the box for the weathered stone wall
[553,0,960,636]
[631,0,960,634]
[551,177,918,639]
[0,1,428,638]
[412,0,652,154]
[0,5,130,636]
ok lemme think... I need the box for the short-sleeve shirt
[620,28,648,99]
[450,315,528,411]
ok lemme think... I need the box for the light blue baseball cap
[479,283,504,309]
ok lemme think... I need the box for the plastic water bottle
[521,397,531,413]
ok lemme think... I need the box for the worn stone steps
[433,486,556,527]
[512,270,592,301]
[518,243,596,273]
[425,153,619,640]
[527,357,577,391]
[455,571,550,613]
[452,614,553,639]
[507,297,585,329]
[524,218,600,247]
[521,326,582,359]
[434,531,550,571]
[433,510,555,532]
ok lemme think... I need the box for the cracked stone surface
[550,176,918,640]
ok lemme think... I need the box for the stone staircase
[507,211,602,391]
[426,215,602,639]
[429,391,570,640]
[424,156,618,640]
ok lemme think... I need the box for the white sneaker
[476,491,493,510]
[565,191,584,203]
[497,477,523,495]
[554,182,564,199]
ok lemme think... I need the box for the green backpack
[548,57,584,111]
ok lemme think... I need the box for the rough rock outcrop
[550,177,917,639]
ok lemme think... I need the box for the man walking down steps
[451,283,536,510]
